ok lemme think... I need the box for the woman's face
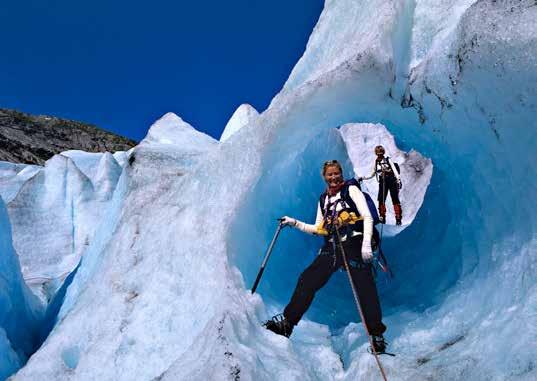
[323,165,343,187]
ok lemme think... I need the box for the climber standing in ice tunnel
[360,145,403,225]
[264,160,388,353]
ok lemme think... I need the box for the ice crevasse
[4,0,537,380]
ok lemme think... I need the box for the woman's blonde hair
[321,160,343,176]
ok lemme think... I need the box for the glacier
[2,0,537,380]
[220,104,260,142]
[3,150,127,303]
[0,198,43,380]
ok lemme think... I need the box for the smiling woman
[265,158,389,355]
[0,0,323,141]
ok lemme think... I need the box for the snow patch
[220,104,259,142]
[141,112,217,150]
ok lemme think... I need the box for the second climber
[360,145,403,225]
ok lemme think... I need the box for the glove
[361,243,373,263]
[397,179,402,189]
[280,216,297,227]
[316,220,329,236]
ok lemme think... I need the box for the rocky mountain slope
[0,109,136,165]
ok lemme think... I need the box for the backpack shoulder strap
[341,180,359,215]
[319,191,328,217]
[386,156,400,175]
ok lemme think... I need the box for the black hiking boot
[371,334,387,353]
[263,314,294,338]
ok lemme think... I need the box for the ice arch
[228,123,434,328]
[225,1,536,377]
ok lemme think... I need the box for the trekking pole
[251,220,285,294]
[379,173,386,272]
[334,227,389,381]
[376,174,394,279]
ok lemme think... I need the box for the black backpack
[390,158,400,174]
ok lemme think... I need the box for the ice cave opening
[228,124,448,331]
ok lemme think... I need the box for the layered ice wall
[0,198,43,380]
[0,163,41,203]
[2,150,126,303]
[9,1,537,380]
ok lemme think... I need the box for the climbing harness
[351,176,393,279]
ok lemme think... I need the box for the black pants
[378,174,400,205]
[283,235,386,336]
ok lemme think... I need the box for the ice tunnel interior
[226,72,536,350]
[225,30,537,351]
[228,123,462,330]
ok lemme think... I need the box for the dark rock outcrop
[0,109,137,165]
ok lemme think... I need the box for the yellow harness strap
[337,211,363,225]
[316,212,362,236]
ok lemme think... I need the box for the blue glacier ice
[2,150,127,304]
[3,0,537,380]
[0,198,43,380]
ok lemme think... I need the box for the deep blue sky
[1,1,323,141]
